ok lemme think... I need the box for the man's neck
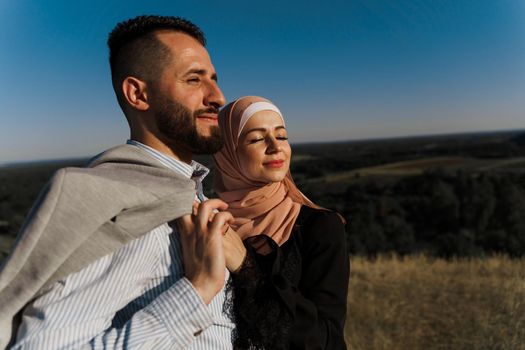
[130,136,193,164]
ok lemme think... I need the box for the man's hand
[177,199,233,304]
[222,226,247,273]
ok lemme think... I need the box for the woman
[213,96,349,349]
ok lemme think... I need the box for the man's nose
[204,80,226,108]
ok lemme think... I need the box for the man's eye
[277,136,288,141]
[187,78,200,83]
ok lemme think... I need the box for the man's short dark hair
[107,15,206,110]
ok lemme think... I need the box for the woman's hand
[222,226,247,273]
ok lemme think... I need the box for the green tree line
[310,170,525,257]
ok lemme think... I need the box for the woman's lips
[263,160,285,168]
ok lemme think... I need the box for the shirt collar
[126,140,209,180]
[190,162,210,183]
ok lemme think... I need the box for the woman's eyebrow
[244,127,266,134]
[244,125,286,134]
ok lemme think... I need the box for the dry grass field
[345,255,525,350]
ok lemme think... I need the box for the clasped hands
[176,199,247,304]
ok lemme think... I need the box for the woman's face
[237,110,292,184]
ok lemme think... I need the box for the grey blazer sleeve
[0,161,196,348]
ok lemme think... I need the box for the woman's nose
[266,136,282,154]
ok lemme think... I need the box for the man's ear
[122,77,149,111]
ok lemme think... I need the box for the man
[0,15,235,349]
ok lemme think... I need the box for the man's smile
[197,113,219,125]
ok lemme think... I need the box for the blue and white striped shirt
[13,141,234,349]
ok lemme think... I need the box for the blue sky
[1,0,524,163]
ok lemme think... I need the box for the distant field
[346,255,525,350]
[3,130,525,258]
[305,156,525,184]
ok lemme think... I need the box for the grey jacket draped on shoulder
[0,144,196,348]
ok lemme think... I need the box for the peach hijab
[213,96,320,246]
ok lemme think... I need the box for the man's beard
[154,95,223,155]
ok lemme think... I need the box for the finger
[232,217,250,227]
[225,226,239,236]
[198,199,228,215]
[177,215,195,254]
[208,208,219,223]
[221,224,230,236]
[195,199,229,230]
[192,201,199,216]
[177,214,193,234]
[209,211,234,235]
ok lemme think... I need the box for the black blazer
[231,206,349,349]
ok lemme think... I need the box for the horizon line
[2,127,524,167]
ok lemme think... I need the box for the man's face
[151,31,226,154]
[153,92,223,154]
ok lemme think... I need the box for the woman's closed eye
[248,138,264,144]
[248,136,287,144]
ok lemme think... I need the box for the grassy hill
[346,255,525,349]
